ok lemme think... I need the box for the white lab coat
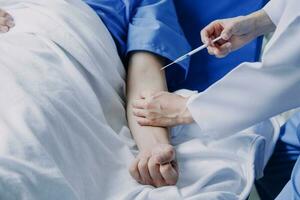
[187,0,300,137]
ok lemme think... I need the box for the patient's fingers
[129,158,142,183]
[148,157,165,187]
[138,158,152,185]
[160,164,178,185]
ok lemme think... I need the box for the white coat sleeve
[263,0,286,25]
[187,0,300,137]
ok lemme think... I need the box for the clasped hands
[129,143,178,187]
[129,92,193,187]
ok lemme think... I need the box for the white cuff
[186,93,212,135]
[263,0,286,25]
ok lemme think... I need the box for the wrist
[179,108,194,125]
[177,97,194,125]
[250,9,276,37]
[136,127,170,151]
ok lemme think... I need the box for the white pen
[161,36,223,71]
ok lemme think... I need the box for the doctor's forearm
[127,52,170,150]
[249,9,276,37]
[236,9,276,40]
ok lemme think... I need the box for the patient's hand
[129,143,178,187]
[132,92,194,127]
[0,9,15,33]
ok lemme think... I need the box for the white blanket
[0,0,279,199]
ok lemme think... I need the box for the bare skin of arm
[127,52,178,187]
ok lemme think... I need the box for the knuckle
[165,146,174,157]
[148,160,156,169]
[138,160,148,170]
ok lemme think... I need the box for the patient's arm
[127,52,178,187]
[0,9,15,33]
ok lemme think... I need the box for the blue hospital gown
[83,0,191,85]
[275,121,300,200]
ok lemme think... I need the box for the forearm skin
[126,52,170,151]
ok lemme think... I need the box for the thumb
[152,144,175,165]
[221,24,235,41]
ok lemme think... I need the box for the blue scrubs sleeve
[127,0,191,80]
[83,0,129,56]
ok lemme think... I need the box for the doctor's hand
[129,143,178,187]
[0,9,15,33]
[132,92,194,127]
[201,10,275,58]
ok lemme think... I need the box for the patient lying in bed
[0,1,279,200]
